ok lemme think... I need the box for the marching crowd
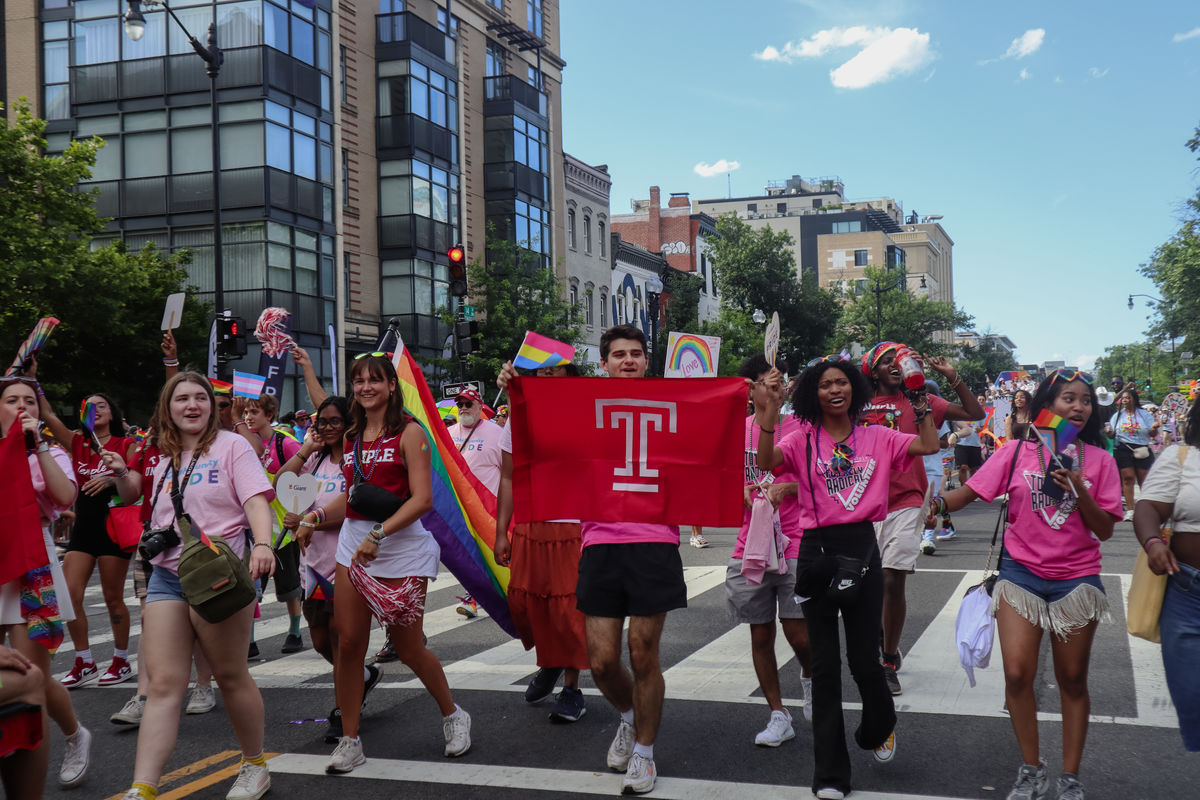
[0,323,1197,800]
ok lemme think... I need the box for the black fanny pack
[347,480,409,522]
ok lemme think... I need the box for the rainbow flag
[6,317,60,376]
[306,565,334,601]
[1032,409,1080,453]
[79,400,97,432]
[994,370,1031,387]
[210,378,233,395]
[391,346,515,636]
[513,331,574,370]
[232,371,267,398]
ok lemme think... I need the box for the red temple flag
[509,376,746,526]
[0,422,52,585]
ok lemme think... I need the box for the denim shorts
[997,550,1105,602]
[145,567,186,603]
[993,548,1107,639]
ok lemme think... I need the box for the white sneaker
[1123,509,1134,522]
[754,709,795,747]
[225,760,270,800]
[800,676,814,722]
[186,685,217,715]
[920,536,937,555]
[622,753,657,794]
[111,694,146,726]
[689,535,710,548]
[326,736,366,774]
[816,788,845,800]
[443,706,472,757]
[59,724,91,788]
[607,719,635,771]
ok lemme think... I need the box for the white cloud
[755,26,934,89]
[693,159,741,178]
[1173,27,1200,43]
[1005,29,1045,59]
[1089,66,1110,78]
[1018,68,1031,80]
[1073,354,1098,370]
[1054,75,1064,84]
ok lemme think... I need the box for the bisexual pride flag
[232,371,267,399]
[513,331,574,370]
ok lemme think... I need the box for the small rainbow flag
[79,399,97,432]
[232,371,267,399]
[390,344,515,637]
[306,565,334,601]
[6,317,60,376]
[1032,409,1080,453]
[513,331,574,370]
[210,378,233,395]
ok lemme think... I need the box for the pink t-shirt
[734,415,807,559]
[778,424,915,529]
[967,440,1122,580]
[31,445,77,524]
[259,430,301,475]
[300,450,347,589]
[146,430,274,573]
[860,392,950,510]
[448,419,505,495]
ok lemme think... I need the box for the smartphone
[1040,453,1074,503]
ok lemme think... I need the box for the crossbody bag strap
[986,440,1025,572]
[167,451,202,543]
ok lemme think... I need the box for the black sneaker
[549,687,586,723]
[362,664,383,707]
[882,659,902,696]
[282,633,305,654]
[248,642,260,660]
[524,667,563,703]
[373,638,398,664]
[324,707,343,744]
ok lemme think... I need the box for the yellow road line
[156,753,279,800]
[102,749,241,800]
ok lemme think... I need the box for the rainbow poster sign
[665,332,721,378]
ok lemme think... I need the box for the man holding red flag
[507,324,744,794]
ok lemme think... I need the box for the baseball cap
[455,388,483,405]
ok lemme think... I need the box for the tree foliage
[953,336,1018,396]
[706,213,841,371]
[1094,341,1180,402]
[0,99,211,421]
[652,268,703,375]
[832,265,971,357]
[454,233,585,388]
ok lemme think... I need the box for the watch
[368,523,385,543]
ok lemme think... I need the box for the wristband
[115,466,130,478]
[948,374,963,390]
[234,421,247,429]
[759,425,775,435]
[298,520,316,528]
[252,542,272,550]
[36,442,50,454]
[1143,536,1167,552]
[315,506,327,523]
[162,358,179,367]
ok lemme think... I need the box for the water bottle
[895,347,926,391]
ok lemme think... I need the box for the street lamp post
[124,0,225,322]
[1128,292,1176,391]
[871,269,917,343]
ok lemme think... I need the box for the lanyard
[151,451,201,520]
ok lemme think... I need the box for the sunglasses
[217,400,232,409]
[314,417,345,429]
[455,400,477,408]
[354,351,392,360]
[806,354,849,368]
[0,376,39,386]
[1050,368,1093,386]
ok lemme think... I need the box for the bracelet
[115,466,129,478]
[759,425,775,435]
[948,374,963,390]
[315,506,327,523]
[298,520,315,528]
[36,442,50,454]
[234,421,247,429]
[1143,536,1167,552]
[252,542,272,550]
[162,358,179,367]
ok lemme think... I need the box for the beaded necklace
[353,430,389,483]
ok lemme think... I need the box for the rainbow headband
[862,341,901,376]
[668,334,715,373]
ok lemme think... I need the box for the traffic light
[217,315,248,361]
[448,243,467,297]
[455,319,479,355]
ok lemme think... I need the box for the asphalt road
[40,501,1188,800]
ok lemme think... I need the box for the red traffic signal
[448,244,465,264]
[448,243,468,297]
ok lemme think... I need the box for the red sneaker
[61,657,99,689]
[98,656,134,687]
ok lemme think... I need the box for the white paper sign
[276,472,319,514]
[161,292,186,331]
[664,331,722,378]
[764,312,780,367]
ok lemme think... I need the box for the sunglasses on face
[1050,368,1093,386]
[217,400,232,409]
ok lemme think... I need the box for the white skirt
[0,525,76,625]
[336,517,440,580]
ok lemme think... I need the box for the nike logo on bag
[838,579,855,590]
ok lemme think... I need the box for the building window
[341,149,350,207]
[485,40,507,77]
[339,46,348,103]
[598,221,606,257]
[43,20,71,119]
[832,221,862,234]
[600,290,608,326]
[488,0,503,8]
[377,61,458,133]
[584,283,595,326]
[526,0,543,37]
[854,249,869,267]
[436,7,458,35]
[379,0,405,11]
[567,209,576,249]
[583,215,592,253]
[379,159,459,226]
[777,202,787,214]
[526,64,543,90]
[747,203,757,213]
[855,279,867,296]
[568,282,578,318]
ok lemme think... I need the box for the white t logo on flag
[595,399,678,493]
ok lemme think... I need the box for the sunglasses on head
[354,351,392,360]
[807,354,848,368]
[1050,368,1093,386]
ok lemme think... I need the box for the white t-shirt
[448,418,505,495]
[1139,444,1200,533]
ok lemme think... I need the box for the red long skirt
[508,521,589,670]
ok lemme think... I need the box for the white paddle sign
[276,472,319,514]
[161,292,186,331]
[764,312,780,368]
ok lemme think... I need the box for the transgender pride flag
[232,371,267,398]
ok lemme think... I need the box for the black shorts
[576,542,687,619]
[257,539,302,603]
[1114,442,1156,471]
[954,445,983,470]
[302,597,334,628]
[66,496,132,560]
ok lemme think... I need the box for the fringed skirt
[508,522,589,670]
[991,579,1109,640]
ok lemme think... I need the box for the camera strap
[162,451,202,522]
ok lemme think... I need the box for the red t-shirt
[859,392,950,510]
[341,427,412,522]
[128,442,164,524]
[70,432,134,528]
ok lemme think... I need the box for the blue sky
[559,0,1200,369]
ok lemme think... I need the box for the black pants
[798,522,896,795]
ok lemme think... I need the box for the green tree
[832,265,971,356]
[706,213,841,371]
[652,268,703,376]
[1095,341,1176,402]
[953,336,1018,396]
[456,233,585,389]
[0,99,211,421]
